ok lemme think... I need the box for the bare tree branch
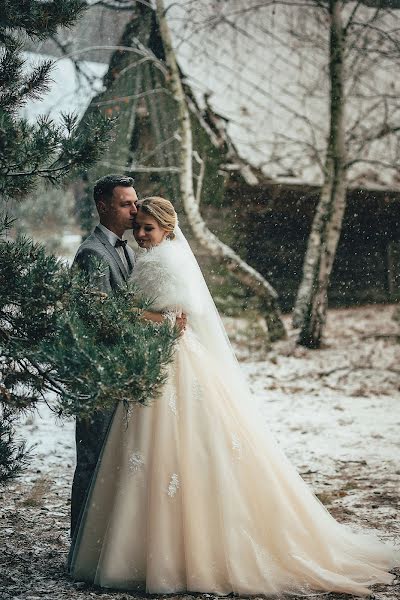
[345,157,400,169]
[91,87,172,108]
[86,0,153,9]
[54,45,168,76]
[344,1,364,34]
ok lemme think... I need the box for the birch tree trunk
[155,0,286,342]
[293,0,347,348]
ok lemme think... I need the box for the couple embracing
[68,174,399,597]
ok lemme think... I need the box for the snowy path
[1,304,399,599]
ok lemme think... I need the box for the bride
[69,196,399,597]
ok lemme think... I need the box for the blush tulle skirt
[69,329,399,597]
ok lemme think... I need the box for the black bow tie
[115,239,128,248]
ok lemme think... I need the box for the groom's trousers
[70,407,115,538]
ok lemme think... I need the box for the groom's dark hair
[93,174,135,205]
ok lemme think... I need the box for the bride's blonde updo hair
[136,196,177,240]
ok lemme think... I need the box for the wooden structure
[221,181,400,311]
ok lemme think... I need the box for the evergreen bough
[0,220,177,415]
[0,0,113,199]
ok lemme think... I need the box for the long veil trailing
[164,225,399,594]
[173,225,247,373]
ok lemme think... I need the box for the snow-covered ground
[1,304,399,599]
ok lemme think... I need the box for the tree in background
[0,0,177,485]
[288,1,400,347]
[293,0,347,348]
[188,0,400,347]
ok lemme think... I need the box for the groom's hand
[141,310,164,323]
[176,313,187,333]
[139,310,187,333]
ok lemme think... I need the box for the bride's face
[133,209,167,248]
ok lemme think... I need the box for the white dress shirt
[97,223,129,271]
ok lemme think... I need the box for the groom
[70,174,138,536]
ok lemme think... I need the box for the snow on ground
[1,304,399,599]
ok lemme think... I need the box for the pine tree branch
[0,0,87,40]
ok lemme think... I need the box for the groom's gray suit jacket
[70,226,135,537]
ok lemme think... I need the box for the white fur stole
[130,240,204,315]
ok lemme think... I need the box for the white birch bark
[155,0,286,341]
[293,0,347,348]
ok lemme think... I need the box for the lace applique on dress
[192,379,203,402]
[167,473,180,497]
[232,434,242,459]
[168,390,178,416]
[129,452,145,473]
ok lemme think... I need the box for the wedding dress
[69,228,399,597]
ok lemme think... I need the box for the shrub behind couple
[69,174,399,597]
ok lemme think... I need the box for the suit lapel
[94,226,129,280]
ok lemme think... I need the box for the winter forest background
[1,1,400,599]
